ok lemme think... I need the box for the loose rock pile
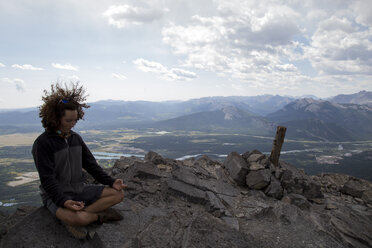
[1,150,371,248]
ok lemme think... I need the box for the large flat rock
[1,207,104,248]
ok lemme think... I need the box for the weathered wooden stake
[270,126,287,167]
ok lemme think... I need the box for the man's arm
[80,138,116,187]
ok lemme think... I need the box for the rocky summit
[1,150,372,248]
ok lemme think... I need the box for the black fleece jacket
[32,131,115,207]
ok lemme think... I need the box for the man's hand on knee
[112,179,127,191]
[64,200,85,211]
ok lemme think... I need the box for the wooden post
[270,126,287,167]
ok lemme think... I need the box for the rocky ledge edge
[1,150,371,248]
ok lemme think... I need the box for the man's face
[59,110,78,133]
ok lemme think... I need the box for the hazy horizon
[0,90,361,111]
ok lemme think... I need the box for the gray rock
[362,189,372,204]
[274,167,284,179]
[242,150,262,160]
[172,165,240,196]
[328,204,372,248]
[286,193,311,210]
[195,155,220,167]
[113,156,141,170]
[128,161,169,179]
[279,161,323,200]
[265,176,284,199]
[246,169,271,190]
[218,194,239,209]
[206,191,226,216]
[240,197,273,219]
[223,152,249,186]
[247,153,266,163]
[249,162,265,171]
[165,179,207,204]
[341,178,368,198]
[1,207,104,247]
[142,181,160,194]
[280,169,294,188]
[221,217,239,230]
[145,151,167,165]
[303,181,323,200]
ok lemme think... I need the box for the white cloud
[160,0,372,92]
[103,4,165,28]
[352,0,372,26]
[52,63,78,71]
[162,1,303,87]
[1,77,25,91]
[57,74,80,82]
[112,73,127,80]
[305,16,372,75]
[133,58,197,81]
[0,63,5,68]
[133,59,168,73]
[170,68,197,79]
[11,64,44,71]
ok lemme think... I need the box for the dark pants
[44,184,105,216]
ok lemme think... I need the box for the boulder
[279,162,323,200]
[145,151,167,165]
[303,181,323,200]
[242,150,262,161]
[113,156,142,170]
[246,169,271,190]
[341,178,368,198]
[247,153,266,163]
[172,165,240,197]
[274,166,284,179]
[223,152,249,186]
[206,191,227,217]
[125,161,169,180]
[248,162,265,171]
[165,179,207,204]
[285,193,311,210]
[265,176,283,199]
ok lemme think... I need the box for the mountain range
[328,90,372,105]
[1,91,372,141]
[267,98,372,140]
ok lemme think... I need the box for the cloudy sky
[1,0,371,109]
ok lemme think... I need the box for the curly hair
[39,82,90,132]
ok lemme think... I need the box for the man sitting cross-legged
[32,83,126,239]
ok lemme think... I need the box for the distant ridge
[153,106,275,135]
[328,90,372,105]
[267,98,372,140]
